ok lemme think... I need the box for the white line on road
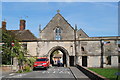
[9,73,15,75]
[8,74,26,78]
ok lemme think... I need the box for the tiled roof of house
[8,30,37,41]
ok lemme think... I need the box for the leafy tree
[2,30,27,72]
[2,30,36,72]
[2,30,16,65]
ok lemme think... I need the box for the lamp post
[100,40,104,68]
[11,41,14,71]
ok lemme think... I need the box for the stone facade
[40,13,88,40]
[26,39,119,67]
[24,12,120,67]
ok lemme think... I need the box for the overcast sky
[2,2,118,37]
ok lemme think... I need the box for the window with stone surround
[55,27,62,40]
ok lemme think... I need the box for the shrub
[24,66,31,72]
[17,70,23,73]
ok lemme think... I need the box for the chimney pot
[20,19,26,31]
[2,21,6,30]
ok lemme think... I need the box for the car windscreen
[36,58,47,61]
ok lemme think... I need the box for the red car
[33,57,50,70]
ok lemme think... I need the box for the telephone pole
[74,24,77,65]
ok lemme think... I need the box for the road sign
[11,41,15,47]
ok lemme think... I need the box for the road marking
[42,71,46,73]
[9,74,26,78]
[53,71,55,73]
[59,71,63,73]
[41,69,72,75]
[9,73,15,75]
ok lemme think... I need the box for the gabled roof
[77,28,89,38]
[41,13,74,33]
[8,30,37,41]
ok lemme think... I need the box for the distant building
[1,20,37,41]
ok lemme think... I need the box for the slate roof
[8,30,37,41]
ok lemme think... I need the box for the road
[2,67,90,80]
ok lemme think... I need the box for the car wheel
[33,67,36,71]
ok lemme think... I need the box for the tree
[52,50,59,55]
[2,30,37,72]
[2,30,27,72]
[2,30,16,65]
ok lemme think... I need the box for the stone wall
[26,41,75,57]
[0,65,12,72]
[26,39,119,67]
[27,42,37,56]
[111,56,118,67]
[88,56,101,67]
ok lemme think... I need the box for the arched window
[55,27,62,40]
[56,28,61,33]
[81,46,87,54]
[81,47,84,51]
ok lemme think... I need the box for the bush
[24,66,31,72]
[17,70,23,73]
[17,57,36,73]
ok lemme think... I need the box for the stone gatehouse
[27,11,119,67]
[1,11,120,68]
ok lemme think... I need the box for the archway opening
[49,47,67,67]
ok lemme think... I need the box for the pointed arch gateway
[48,46,69,67]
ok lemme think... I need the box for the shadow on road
[33,68,48,71]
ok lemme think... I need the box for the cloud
[1,0,119,2]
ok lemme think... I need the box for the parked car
[33,57,50,70]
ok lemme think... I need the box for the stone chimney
[2,21,6,30]
[20,19,26,31]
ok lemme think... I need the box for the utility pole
[74,24,77,65]
[100,40,104,68]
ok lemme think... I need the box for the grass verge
[88,68,120,80]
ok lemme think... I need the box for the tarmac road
[2,67,90,80]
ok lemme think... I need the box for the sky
[2,2,118,38]
[1,0,119,2]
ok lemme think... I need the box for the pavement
[0,69,12,79]
[69,67,90,80]
[2,67,90,80]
